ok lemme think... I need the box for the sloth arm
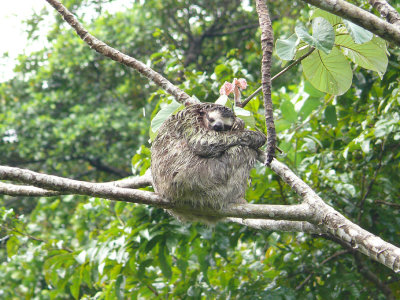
[186,130,266,158]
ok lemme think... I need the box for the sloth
[151,103,266,224]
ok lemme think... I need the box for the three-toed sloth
[151,103,266,224]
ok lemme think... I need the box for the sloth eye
[208,118,215,123]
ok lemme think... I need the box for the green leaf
[304,80,326,98]
[280,100,297,123]
[311,8,342,26]
[6,235,20,257]
[299,97,321,118]
[115,201,127,216]
[295,18,334,54]
[233,106,256,127]
[336,35,388,75]
[215,95,229,106]
[275,119,292,132]
[70,269,81,299]
[150,100,184,140]
[343,20,373,44]
[276,34,299,60]
[158,243,172,279]
[324,105,337,126]
[302,47,352,95]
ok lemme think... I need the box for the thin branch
[375,200,400,209]
[241,47,315,107]
[369,0,400,28]
[256,0,276,165]
[204,23,259,37]
[44,0,198,106]
[302,0,400,46]
[2,224,73,253]
[357,139,386,222]
[295,250,350,290]
[355,252,396,300]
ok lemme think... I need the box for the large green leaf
[302,47,352,95]
[336,35,388,75]
[295,17,334,54]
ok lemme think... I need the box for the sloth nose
[212,122,224,131]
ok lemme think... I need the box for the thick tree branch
[256,0,276,165]
[2,160,400,272]
[228,218,322,233]
[44,0,198,106]
[302,0,400,46]
[0,166,312,222]
[265,156,400,273]
[369,0,400,28]
[0,173,153,197]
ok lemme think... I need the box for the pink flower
[233,78,247,90]
[219,78,247,96]
[219,81,235,95]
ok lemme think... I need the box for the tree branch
[265,155,400,273]
[228,218,322,233]
[44,0,198,106]
[369,0,400,28]
[0,166,312,221]
[302,0,400,46]
[256,0,276,165]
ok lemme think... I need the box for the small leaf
[233,107,256,127]
[343,20,373,44]
[215,95,229,105]
[295,18,334,54]
[275,119,292,132]
[70,270,81,299]
[280,100,297,123]
[324,105,337,126]
[6,235,20,257]
[158,243,172,279]
[150,100,183,140]
[299,97,321,118]
[276,34,299,60]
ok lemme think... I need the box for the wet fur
[151,103,266,224]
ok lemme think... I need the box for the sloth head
[203,106,235,132]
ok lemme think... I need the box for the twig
[1,224,73,253]
[357,138,386,222]
[354,252,395,300]
[295,249,350,290]
[375,200,400,209]
[242,47,315,107]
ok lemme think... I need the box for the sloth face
[204,109,235,131]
